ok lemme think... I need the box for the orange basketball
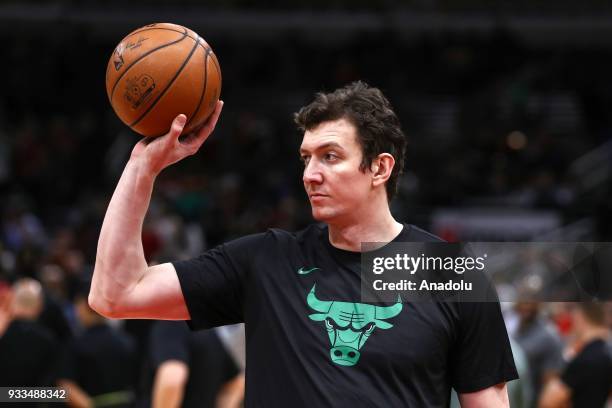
[105,23,221,137]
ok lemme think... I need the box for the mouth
[309,193,328,199]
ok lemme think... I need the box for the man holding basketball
[90,82,517,407]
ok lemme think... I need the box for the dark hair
[294,81,407,201]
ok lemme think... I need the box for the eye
[324,152,338,162]
[300,155,310,166]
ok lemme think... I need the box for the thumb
[169,114,187,141]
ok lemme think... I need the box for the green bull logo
[306,284,403,367]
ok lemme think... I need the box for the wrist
[128,156,160,181]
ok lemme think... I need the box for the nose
[303,160,323,185]
[330,346,361,366]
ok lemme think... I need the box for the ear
[371,153,395,188]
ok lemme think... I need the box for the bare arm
[89,102,223,319]
[459,382,509,408]
[538,378,571,408]
[152,361,189,408]
[57,379,93,408]
[216,374,245,408]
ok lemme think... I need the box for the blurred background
[0,1,611,407]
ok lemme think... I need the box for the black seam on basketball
[128,26,211,54]
[129,36,200,128]
[210,53,221,87]
[105,65,111,101]
[210,53,221,101]
[110,28,189,101]
[186,42,211,130]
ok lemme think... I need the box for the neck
[327,198,403,252]
[577,326,609,344]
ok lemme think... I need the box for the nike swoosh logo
[297,267,320,275]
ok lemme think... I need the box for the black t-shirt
[38,291,74,342]
[561,339,612,408]
[140,321,239,408]
[0,319,59,386]
[57,324,137,401]
[174,224,518,407]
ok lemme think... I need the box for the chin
[311,208,328,221]
[311,211,327,222]
[311,207,340,223]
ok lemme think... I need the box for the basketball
[105,23,221,137]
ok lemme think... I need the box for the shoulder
[220,225,320,248]
[402,224,445,242]
[81,325,134,351]
[259,223,325,247]
[17,320,57,345]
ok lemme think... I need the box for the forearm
[58,380,92,408]
[90,157,156,313]
[153,384,184,408]
[216,374,245,408]
[152,362,188,408]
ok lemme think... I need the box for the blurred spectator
[1,194,47,254]
[141,321,243,408]
[56,284,137,408]
[0,278,59,386]
[38,263,76,340]
[511,302,564,407]
[539,302,612,408]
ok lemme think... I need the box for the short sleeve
[451,301,519,393]
[149,321,189,368]
[173,233,265,329]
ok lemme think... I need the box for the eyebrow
[299,142,344,155]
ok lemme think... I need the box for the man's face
[300,118,373,222]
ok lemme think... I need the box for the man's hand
[131,100,224,176]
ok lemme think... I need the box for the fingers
[179,100,224,152]
[169,114,188,142]
[206,100,224,132]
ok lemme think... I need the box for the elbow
[89,263,132,319]
[88,291,105,316]
[88,291,112,318]
[88,273,110,317]
[88,289,124,319]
